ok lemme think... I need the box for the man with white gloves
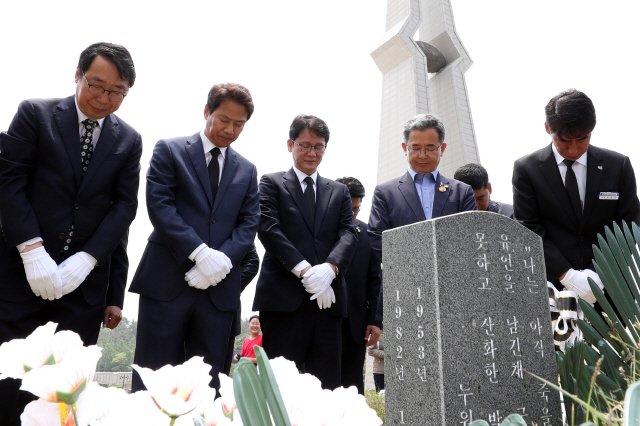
[129,83,259,393]
[253,114,357,390]
[513,89,640,311]
[0,42,141,426]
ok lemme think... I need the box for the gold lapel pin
[439,182,448,192]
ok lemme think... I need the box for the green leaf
[469,420,489,426]
[254,346,291,426]
[579,300,624,353]
[55,378,87,405]
[192,417,207,426]
[501,414,527,426]
[233,358,273,426]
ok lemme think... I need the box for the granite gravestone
[383,211,561,425]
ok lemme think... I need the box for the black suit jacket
[252,169,358,317]
[344,219,382,344]
[0,96,141,307]
[130,133,260,312]
[513,143,640,282]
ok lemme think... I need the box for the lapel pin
[598,166,603,170]
[438,182,449,192]
[356,226,361,233]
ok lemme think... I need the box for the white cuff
[292,260,311,278]
[81,252,98,267]
[17,237,43,253]
[188,243,208,262]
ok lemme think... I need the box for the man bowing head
[253,115,357,390]
[130,83,259,392]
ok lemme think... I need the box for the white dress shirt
[290,166,319,277]
[552,143,587,208]
[188,131,229,261]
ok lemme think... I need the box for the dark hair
[453,163,489,190]
[335,177,365,199]
[403,114,445,144]
[78,42,136,87]
[289,114,330,143]
[207,83,255,120]
[545,89,596,139]
[248,315,260,323]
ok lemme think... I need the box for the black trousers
[340,320,366,394]
[260,296,342,390]
[132,287,234,392]
[0,288,104,426]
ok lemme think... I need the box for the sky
[1,1,639,320]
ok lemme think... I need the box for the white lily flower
[20,345,102,405]
[0,322,83,380]
[131,356,212,419]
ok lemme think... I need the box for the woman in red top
[235,315,262,364]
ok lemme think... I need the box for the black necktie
[303,176,316,225]
[208,147,221,201]
[80,119,98,177]
[563,159,582,222]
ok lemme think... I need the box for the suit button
[59,233,65,239]
[74,204,80,210]
[315,239,319,244]
[211,218,216,223]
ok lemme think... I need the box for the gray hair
[403,114,445,144]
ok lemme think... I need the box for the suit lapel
[398,171,426,221]
[212,146,239,214]
[539,144,580,228]
[282,168,315,233]
[78,114,119,194]
[53,96,82,188]
[582,148,603,231]
[186,133,214,208]
[314,174,332,236]
[432,172,451,218]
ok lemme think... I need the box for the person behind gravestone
[129,83,260,393]
[253,115,358,390]
[0,42,141,425]
[334,176,382,394]
[512,88,640,306]
[368,114,477,323]
[454,163,514,219]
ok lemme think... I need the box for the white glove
[560,268,602,305]
[58,252,97,295]
[185,265,211,290]
[315,286,336,309]
[20,246,62,300]
[301,263,336,295]
[191,247,232,286]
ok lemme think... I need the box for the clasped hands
[21,246,96,300]
[301,263,336,309]
[560,268,604,305]
[185,247,232,289]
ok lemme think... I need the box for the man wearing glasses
[368,114,477,321]
[0,42,140,425]
[253,114,357,390]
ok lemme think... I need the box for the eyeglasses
[292,140,326,153]
[406,144,442,155]
[82,73,127,102]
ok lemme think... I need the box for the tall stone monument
[383,212,561,425]
[371,0,480,183]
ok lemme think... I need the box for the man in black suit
[253,115,357,389]
[0,42,141,425]
[368,114,477,323]
[130,83,259,392]
[335,177,381,394]
[513,89,640,304]
[454,163,514,218]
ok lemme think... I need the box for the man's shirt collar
[293,166,318,185]
[408,167,439,182]
[74,97,106,128]
[200,130,228,159]
[551,143,587,167]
